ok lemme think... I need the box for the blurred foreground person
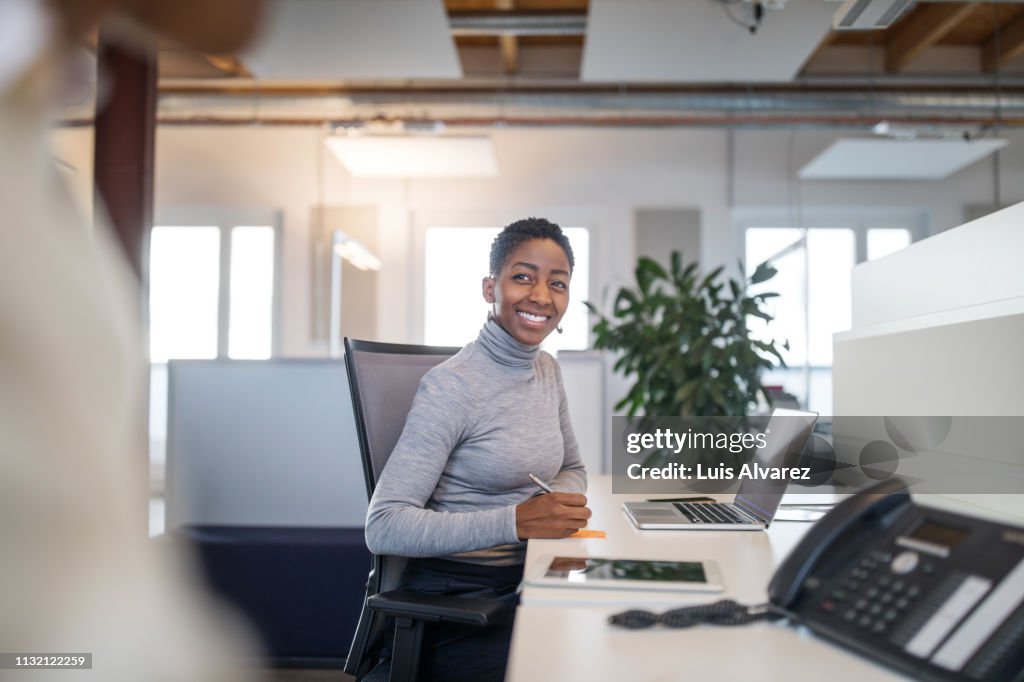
[0,1,264,679]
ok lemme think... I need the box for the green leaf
[639,257,669,281]
[614,289,639,316]
[700,266,724,291]
[670,251,683,280]
[635,257,668,295]
[591,248,788,420]
[749,260,777,285]
[674,261,699,291]
[675,380,700,407]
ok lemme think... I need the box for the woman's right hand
[515,492,591,539]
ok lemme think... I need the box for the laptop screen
[734,408,818,521]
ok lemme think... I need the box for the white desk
[507,474,904,681]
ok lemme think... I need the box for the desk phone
[769,479,1024,682]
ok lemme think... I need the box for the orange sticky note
[570,529,607,539]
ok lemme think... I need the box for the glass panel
[746,227,854,414]
[425,227,495,347]
[744,227,802,272]
[424,226,590,352]
[746,228,806,368]
[149,226,220,362]
[228,226,275,359]
[867,228,911,261]
[761,367,833,418]
[806,229,854,366]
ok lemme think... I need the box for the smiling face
[482,238,571,346]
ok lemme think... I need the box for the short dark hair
[489,217,575,277]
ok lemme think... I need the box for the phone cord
[608,600,784,629]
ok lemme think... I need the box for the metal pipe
[142,87,1024,128]
[141,114,1024,128]
[58,85,1024,128]
[449,12,587,37]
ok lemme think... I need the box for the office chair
[343,338,510,682]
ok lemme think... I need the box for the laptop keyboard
[673,502,753,525]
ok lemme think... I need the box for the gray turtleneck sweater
[364,320,587,566]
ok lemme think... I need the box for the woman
[365,217,590,681]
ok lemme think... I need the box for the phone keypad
[819,549,928,636]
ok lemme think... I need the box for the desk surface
[507,474,904,681]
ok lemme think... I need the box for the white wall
[733,129,1024,235]
[49,123,1024,472]
[50,124,1024,357]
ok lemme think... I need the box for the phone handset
[768,478,910,609]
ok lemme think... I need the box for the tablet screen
[544,557,708,584]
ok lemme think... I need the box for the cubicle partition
[166,359,370,665]
[557,350,609,474]
[832,202,1024,519]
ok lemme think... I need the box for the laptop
[623,408,818,530]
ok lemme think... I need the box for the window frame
[151,206,283,359]
[411,209,600,348]
[733,207,929,413]
[734,206,929,271]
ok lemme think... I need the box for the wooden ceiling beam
[202,54,251,78]
[982,10,1024,73]
[885,3,977,73]
[496,0,519,75]
[500,35,519,74]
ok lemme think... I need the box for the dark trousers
[396,557,522,682]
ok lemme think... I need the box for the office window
[149,224,276,361]
[148,215,278,496]
[867,228,911,261]
[424,227,590,353]
[228,226,275,360]
[746,228,855,368]
[149,226,221,362]
[746,227,855,414]
[744,219,919,414]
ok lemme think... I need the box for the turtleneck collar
[477,317,539,369]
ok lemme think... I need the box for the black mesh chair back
[343,338,458,679]
[344,339,459,500]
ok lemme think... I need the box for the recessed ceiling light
[799,138,1009,180]
[324,135,499,178]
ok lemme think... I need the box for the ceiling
[147,0,1024,128]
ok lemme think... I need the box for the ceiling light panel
[582,0,835,83]
[324,136,499,178]
[799,138,1010,180]
[244,0,461,80]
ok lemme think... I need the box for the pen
[528,473,554,493]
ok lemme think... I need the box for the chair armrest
[367,590,509,626]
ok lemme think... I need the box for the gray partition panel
[557,351,608,475]
[166,360,368,530]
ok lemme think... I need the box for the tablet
[526,555,724,593]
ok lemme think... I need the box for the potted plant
[585,251,786,418]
